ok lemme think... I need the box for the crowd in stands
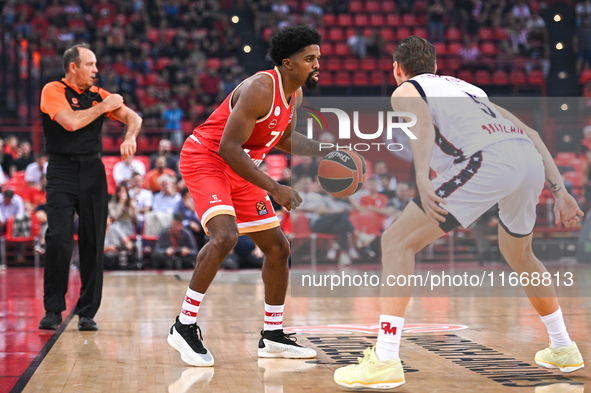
[3,0,248,145]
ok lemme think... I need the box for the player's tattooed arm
[547,179,563,194]
[276,130,330,156]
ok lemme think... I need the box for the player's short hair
[269,25,322,66]
[63,43,90,74]
[393,36,436,77]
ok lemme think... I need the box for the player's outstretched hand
[554,193,584,228]
[271,184,301,212]
[120,137,137,160]
[417,177,448,225]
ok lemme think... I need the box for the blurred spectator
[2,137,16,175]
[325,0,349,14]
[14,141,34,171]
[152,174,181,214]
[175,187,206,249]
[581,125,591,155]
[113,155,146,186]
[303,0,324,27]
[497,40,516,72]
[576,0,591,28]
[128,172,153,227]
[358,178,389,217]
[220,235,264,270]
[24,153,48,188]
[292,156,319,182]
[384,182,414,228]
[162,100,184,147]
[295,176,357,265]
[149,139,179,172]
[512,0,531,24]
[151,213,198,269]
[583,150,591,211]
[104,183,137,259]
[459,36,481,68]
[0,189,25,228]
[372,160,397,193]
[428,0,447,43]
[510,20,530,55]
[576,18,591,74]
[145,156,178,193]
[347,28,367,59]
[378,174,397,199]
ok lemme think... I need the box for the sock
[264,303,285,331]
[375,315,404,361]
[540,307,572,348]
[179,288,204,325]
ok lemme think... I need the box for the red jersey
[193,67,295,166]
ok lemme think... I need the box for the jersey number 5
[265,130,282,147]
[464,91,497,118]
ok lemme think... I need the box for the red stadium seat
[324,14,336,26]
[386,14,400,26]
[510,70,527,85]
[366,0,379,12]
[370,71,386,85]
[349,0,362,12]
[474,70,492,85]
[478,28,494,41]
[382,1,396,12]
[433,42,447,56]
[448,42,462,55]
[265,154,287,181]
[337,14,353,27]
[480,42,498,56]
[328,27,344,41]
[401,14,416,26]
[370,14,385,26]
[361,57,377,71]
[354,14,369,27]
[396,27,411,40]
[321,42,334,56]
[352,71,369,86]
[492,69,509,85]
[344,57,359,71]
[457,70,474,83]
[528,69,545,86]
[379,58,393,71]
[380,27,395,42]
[335,42,349,56]
[1,212,40,266]
[445,28,462,42]
[320,71,333,85]
[494,27,509,41]
[446,57,462,72]
[325,57,340,71]
[334,71,351,86]
[413,27,428,38]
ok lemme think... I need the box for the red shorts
[179,135,279,235]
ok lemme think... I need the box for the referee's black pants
[44,155,108,318]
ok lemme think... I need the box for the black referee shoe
[78,316,98,331]
[39,312,62,330]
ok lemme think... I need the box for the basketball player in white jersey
[334,36,585,389]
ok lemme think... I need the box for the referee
[38,43,142,331]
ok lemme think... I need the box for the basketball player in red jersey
[167,25,329,366]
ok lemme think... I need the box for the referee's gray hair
[63,43,91,74]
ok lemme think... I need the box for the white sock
[264,303,285,331]
[540,307,572,348]
[179,288,205,325]
[375,315,404,361]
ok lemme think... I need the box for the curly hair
[269,25,322,66]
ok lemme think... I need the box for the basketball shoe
[257,330,317,358]
[535,341,584,373]
[333,347,405,390]
[167,316,214,366]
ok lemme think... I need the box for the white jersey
[407,73,531,175]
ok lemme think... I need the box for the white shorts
[432,138,545,236]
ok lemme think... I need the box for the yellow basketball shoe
[535,341,584,373]
[333,347,405,390]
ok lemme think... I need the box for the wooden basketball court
[1,264,589,393]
